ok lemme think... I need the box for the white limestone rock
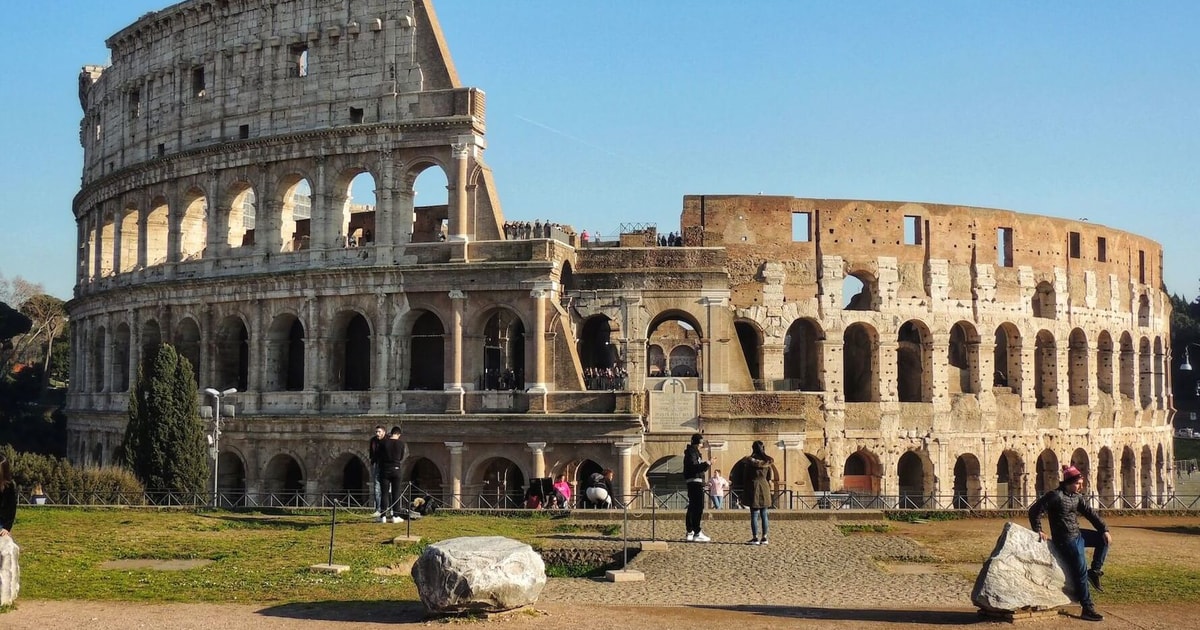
[0,535,19,606]
[411,536,545,614]
[971,521,1075,613]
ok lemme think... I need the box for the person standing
[1029,464,1110,622]
[368,425,386,517]
[378,426,408,523]
[0,456,16,537]
[707,469,729,510]
[683,433,711,542]
[741,441,775,545]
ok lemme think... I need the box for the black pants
[686,481,706,533]
[380,466,404,517]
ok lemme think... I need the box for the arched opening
[118,206,138,273]
[482,310,525,390]
[953,454,982,509]
[948,321,979,394]
[1120,446,1137,507]
[1068,329,1089,406]
[574,459,603,508]
[474,457,524,509]
[263,454,305,505]
[897,451,929,508]
[842,449,880,495]
[1119,332,1135,400]
[579,316,620,388]
[91,326,106,392]
[1032,281,1056,319]
[140,320,162,358]
[1070,448,1091,484]
[1153,337,1165,408]
[1140,445,1153,508]
[784,318,822,391]
[1155,443,1166,505]
[278,177,312,252]
[216,451,246,506]
[647,455,686,505]
[1035,448,1060,496]
[408,457,444,502]
[1097,447,1116,507]
[225,182,256,250]
[734,320,762,384]
[1139,337,1152,408]
[174,318,202,386]
[996,450,1025,508]
[332,312,371,391]
[1096,331,1114,396]
[647,313,702,379]
[409,311,445,390]
[560,260,575,294]
[897,320,931,403]
[668,345,699,377]
[408,164,450,243]
[98,210,115,275]
[146,196,169,266]
[1138,294,1150,328]
[344,171,378,246]
[112,323,131,392]
[646,344,666,377]
[805,453,829,492]
[993,323,1022,390]
[1034,330,1058,408]
[179,187,208,261]
[843,323,877,402]
[842,272,876,311]
[338,455,369,506]
[265,315,305,392]
[91,442,104,467]
[214,316,249,392]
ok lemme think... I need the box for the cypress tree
[123,344,208,494]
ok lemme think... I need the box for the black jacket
[0,482,15,532]
[683,444,709,482]
[379,438,408,469]
[368,435,384,466]
[1029,485,1108,542]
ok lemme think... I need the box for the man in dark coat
[1029,464,1111,622]
[683,433,711,542]
[377,426,408,523]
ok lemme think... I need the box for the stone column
[527,287,548,392]
[446,290,466,411]
[527,442,546,479]
[446,441,464,508]
[615,442,637,507]
[777,436,805,494]
[449,139,470,242]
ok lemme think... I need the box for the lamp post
[204,387,237,506]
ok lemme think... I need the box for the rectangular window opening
[997,227,1014,268]
[1068,231,1081,259]
[1138,250,1146,284]
[129,89,141,119]
[239,124,250,139]
[192,66,206,97]
[1097,236,1107,262]
[903,215,922,245]
[349,107,364,124]
[157,143,165,157]
[290,45,309,78]
[791,211,811,242]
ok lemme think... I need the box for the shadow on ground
[258,601,428,624]
[693,605,985,626]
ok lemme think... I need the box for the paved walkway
[540,518,972,608]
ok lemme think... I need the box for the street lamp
[204,387,237,506]
[1180,343,1200,372]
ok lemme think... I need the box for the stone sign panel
[648,378,698,433]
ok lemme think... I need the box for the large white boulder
[411,536,545,614]
[971,521,1075,613]
[0,535,19,606]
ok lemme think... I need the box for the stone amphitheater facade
[67,0,1175,510]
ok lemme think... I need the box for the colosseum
[67,0,1175,511]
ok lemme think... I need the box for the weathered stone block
[411,536,545,614]
[0,535,20,606]
[971,521,1073,613]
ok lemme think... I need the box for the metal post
[327,502,337,566]
[205,387,237,508]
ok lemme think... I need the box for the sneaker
[1087,569,1104,592]
[747,538,760,546]
[1081,607,1103,622]
[759,539,769,546]
[371,511,382,518]
[378,515,388,523]
[685,532,695,542]
[391,516,405,523]
[693,532,711,543]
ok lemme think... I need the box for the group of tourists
[658,232,684,247]
[583,366,628,391]
[683,434,774,544]
[504,220,561,240]
[367,425,408,523]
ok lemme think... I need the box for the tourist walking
[0,455,15,537]
[740,441,774,545]
[707,468,729,509]
[378,426,408,523]
[368,425,386,517]
[683,433,711,542]
[1029,464,1111,622]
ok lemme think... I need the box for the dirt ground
[3,515,1197,629]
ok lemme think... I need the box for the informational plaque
[648,378,699,432]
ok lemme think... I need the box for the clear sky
[1,1,1197,302]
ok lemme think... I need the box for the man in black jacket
[683,433,711,542]
[368,425,386,517]
[378,426,408,523]
[1029,464,1111,622]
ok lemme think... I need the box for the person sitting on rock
[1028,464,1111,622]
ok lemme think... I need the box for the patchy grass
[837,523,891,535]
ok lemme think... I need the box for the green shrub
[0,444,145,503]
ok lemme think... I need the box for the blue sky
[1,1,1198,302]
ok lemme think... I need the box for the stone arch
[140,319,162,357]
[841,448,882,495]
[897,320,932,403]
[948,321,980,394]
[734,319,762,384]
[1032,280,1056,319]
[1034,330,1058,408]
[1155,443,1166,504]
[647,311,703,378]
[321,451,369,505]
[146,195,170,266]
[408,457,445,499]
[98,206,115,276]
[479,307,526,390]
[1138,336,1152,408]
[214,314,250,392]
[1096,330,1114,396]
[580,315,619,370]
[1035,448,1060,496]
[897,450,932,508]
[805,453,829,492]
[842,269,877,311]
[1120,445,1137,507]
[408,310,445,390]
[340,169,379,246]
[91,325,106,392]
[262,452,306,505]
[174,316,202,386]
[179,186,208,261]
[996,449,1026,508]
[1140,444,1153,508]
[118,203,139,273]
[573,459,604,508]
[1070,448,1091,482]
[469,456,525,509]
[784,318,823,391]
[1138,293,1151,328]
[216,450,247,506]
[647,454,686,497]
[112,322,131,392]
[843,322,878,402]
[265,312,305,392]
[1097,447,1116,507]
[403,160,451,243]
[1153,336,1165,407]
[1068,328,1089,406]
[647,344,666,377]
[277,174,313,252]
[223,180,256,250]
[1119,332,1135,400]
[952,453,982,509]
[560,260,575,294]
[993,323,1023,390]
[331,309,372,391]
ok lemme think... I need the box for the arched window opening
[841,450,879,495]
[734,321,762,386]
[409,312,445,390]
[279,178,312,252]
[175,318,202,386]
[647,455,686,504]
[897,451,928,508]
[843,323,877,402]
[264,454,305,505]
[98,211,115,276]
[580,316,623,390]
[647,345,666,377]
[842,272,876,311]
[179,188,208,261]
[1140,445,1153,508]
[1096,331,1114,396]
[897,320,930,403]
[1068,329,1089,406]
[409,164,450,243]
[146,197,169,266]
[996,450,1024,509]
[953,454,982,509]
[993,324,1022,390]
[215,316,249,392]
[1137,294,1151,328]
[1032,281,1056,319]
[91,327,106,392]
[1120,447,1137,507]
[226,183,256,249]
[1097,447,1116,507]
[118,206,138,273]
[266,314,304,392]
[409,457,444,501]
[805,454,828,492]
[1034,330,1057,408]
[476,458,524,509]
[343,171,378,246]
[647,314,702,379]
[949,322,979,394]
[1153,337,1165,408]
[217,452,247,506]
[482,310,525,390]
[1035,449,1060,496]
[784,318,822,391]
[1138,337,1152,408]
[340,313,371,391]
[339,457,369,506]
[112,323,131,392]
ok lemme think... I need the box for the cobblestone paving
[540,519,974,608]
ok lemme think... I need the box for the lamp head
[221,387,238,396]
[204,387,220,397]
[1183,347,1194,372]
